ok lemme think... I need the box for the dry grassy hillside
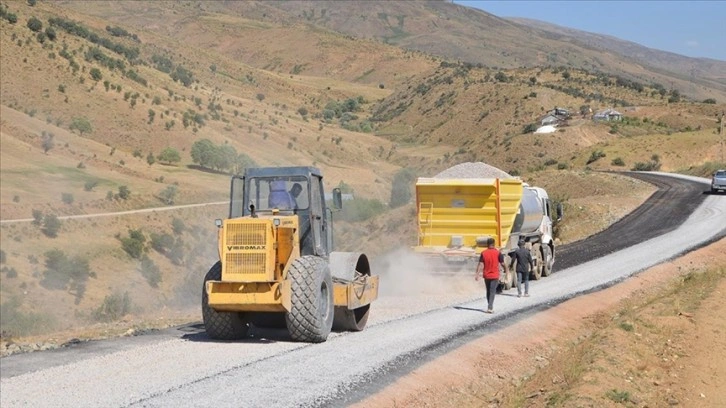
[372,63,725,174]
[1,1,724,343]
[60,1,726,102]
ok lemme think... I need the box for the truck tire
[502,263,513,290]
[285,256,334,343]
[541,245,553,277]
[530,245,543,280]
[202,262,250,340]
[330,252,371,332]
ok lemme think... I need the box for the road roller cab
[202,166,379,343]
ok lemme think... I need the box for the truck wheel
[202,262,249,340]
[285,256,334,343]
[330,252,371,332]
[541,245,553,277]
[531,245,543,280]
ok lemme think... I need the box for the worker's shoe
[486,309,493,314]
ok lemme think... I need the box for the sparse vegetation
[93,291,132,322]
[157,147,180,165]
[69,117,93,135]
[41,214,62,238]
[586,150,606,165]
[120,229,146,259]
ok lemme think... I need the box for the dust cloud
[372,246,481,299]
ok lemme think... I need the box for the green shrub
[139,255,161,288]
[89,67,102,81]
[93,291,132,322]
[611,157,625,166]
[522,123,538,134]
[557,162,568,170]
[605,389,631,403]
[27,16,43,32]
[340,198,386,222]
[32,209,43,225]
[586,150,606,165]
[157,147,180,165]
[84,180,99,191]
[544,159,558,166]
[61,193,74,204]
[172,217,186,235]
[0,297,56,337]
[41,249,90,302]
[390,168,416,208]
[118,185,130,200]
[42,214,61,237]
[121,229,146,259]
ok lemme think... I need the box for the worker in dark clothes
[510,239,534,297]
[475,237,507,313]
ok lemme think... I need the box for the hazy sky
[455,1,726,61]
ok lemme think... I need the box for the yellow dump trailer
[415,177,524,253]
[413,176,560,287]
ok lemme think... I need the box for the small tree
[84,180,99,191]
[172,217,186,235]
[45,27,56,41]
[26,16,42,32]
[90,68,102,81]
[70,117,92,135]
[390,168,417,208]
[121,229,146,259]
[42,214,62,238]
[494,71,509,83]
[139,255,161,287]
[158,185,178,205]
[146,151,156,165]
[62,193,74,205]
[157,147,180,165]
[118,185,131,200]
[256,93,265,102]
[32,209,44,225]
[297,106,309,117]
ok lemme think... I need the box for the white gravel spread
[1,173,723,408]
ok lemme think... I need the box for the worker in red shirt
[475,237,507,313]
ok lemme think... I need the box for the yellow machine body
[206,216,378,313]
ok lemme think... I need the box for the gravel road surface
[1,172,724,408]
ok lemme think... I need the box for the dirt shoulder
[353,238,726,408]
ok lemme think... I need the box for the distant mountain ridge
[507,17,726,94]
[60,1,725,101]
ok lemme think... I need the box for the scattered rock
[667,397,679,405]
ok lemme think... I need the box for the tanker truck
[412,177,562,288]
